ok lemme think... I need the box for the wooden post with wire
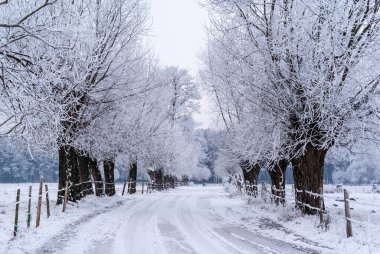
[27,186,32,228]
[45,184,50,218]
[122,179,127,196]
[344,189,353,237]
[14,189,20,237]
[62,181,69,212]
[142,182,144,194]
[36,177,43,227]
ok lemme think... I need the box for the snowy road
[35,187,319,254]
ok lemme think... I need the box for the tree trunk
[78,153,94,196]
[148,169,163,190]
[57,146,67,205]
[89,158,103,196]
[67,146,82,202]
[181,175,189,186]
[291,144,327,215]
[162,175,175,189]
[128,161,137,194]
[57,145,82,204]
[168,176,176,188]
[268,159,288,205]
[239,160,260,196]
[104,159,116,196]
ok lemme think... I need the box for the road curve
[33,186,320,254]
[107,187,317,254]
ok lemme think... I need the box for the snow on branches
[202,0,380,214]
[0,0,209,202]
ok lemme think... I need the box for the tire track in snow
[175,194,244,253]
[110,193,174,254]
[174,190,319,254]
[29,199,137,254]
[112,191,205,254]
[21,187,326,254]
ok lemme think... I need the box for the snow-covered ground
[223,183,380,254]
[0,184,379,253]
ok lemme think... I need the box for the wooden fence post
[27,186,32,228]
[45,185,50,218]
[142,182,144,194]
[344,189,353,237]
[122,179,127,196]
[14,189,20,237]
[62,181,69,212]
[319,187,324,225]
[36,177,43,227]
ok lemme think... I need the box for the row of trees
[202,0,380,214]
[0,1,209,203]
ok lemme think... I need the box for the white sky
[149,0,215,128]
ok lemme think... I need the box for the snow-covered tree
[203,0,380,213]
[0,0,65,141]
[196,128,220,179]
[134,66,209,186]
[0,0,151,201]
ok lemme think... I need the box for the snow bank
[0,183,130,254]
[216,184,380,254]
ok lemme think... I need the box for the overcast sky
[149,0,214,128]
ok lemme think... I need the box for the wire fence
[10,177,187,238]
[233,179,380,238]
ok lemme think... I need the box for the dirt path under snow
[30,187,323,254]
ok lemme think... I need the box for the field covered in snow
[223,183,380,254]
[0,183,379,254]
[0,182,131,254]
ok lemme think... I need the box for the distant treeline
[0,152,58,183]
